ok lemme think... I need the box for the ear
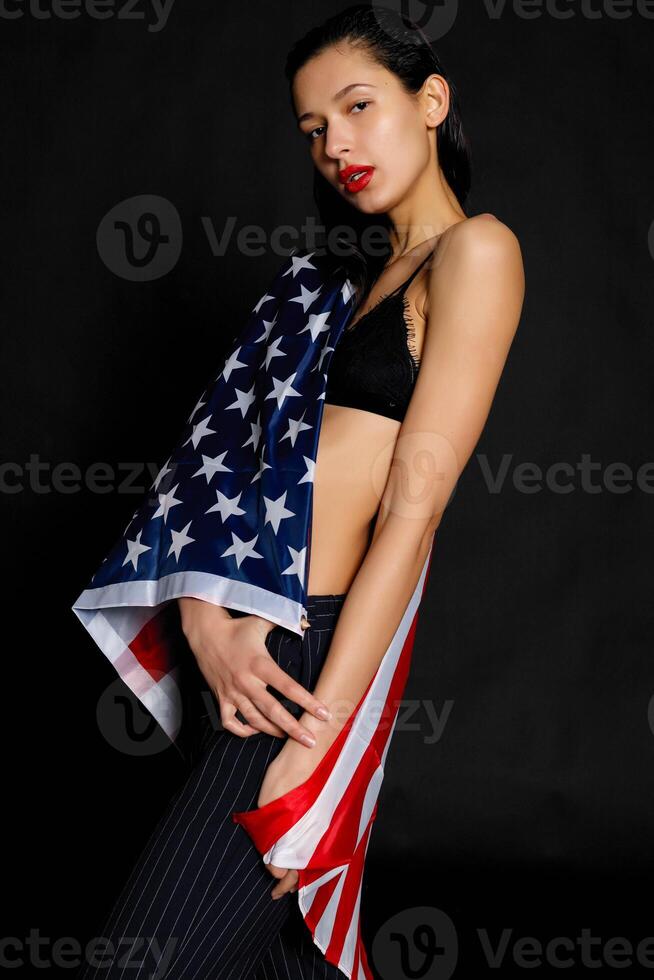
[419,73,450,130]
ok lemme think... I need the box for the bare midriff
[306,403,400,594]
[306,267,429,596]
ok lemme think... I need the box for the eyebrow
[296,82,377,126]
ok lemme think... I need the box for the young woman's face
[292,42,436,215]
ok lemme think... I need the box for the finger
[238,673,321,747]
[257,660,332,724]
[271,869,299,899]
[247,689,321,747]
[231,692,286,738]
[220,701,261,738]
[263,862,287,880]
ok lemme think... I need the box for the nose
[323,120,351,162]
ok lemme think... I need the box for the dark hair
[284,2,472,304]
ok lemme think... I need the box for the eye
[305,101,372,142]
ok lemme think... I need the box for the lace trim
[345,252,431,333]
[345,289,393,332]
[400,293,421,373]
[343,291,421,374]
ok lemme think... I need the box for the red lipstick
[338,164,375,194]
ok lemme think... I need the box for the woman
[77,4,524,978]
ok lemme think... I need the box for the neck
[385,164,466,260]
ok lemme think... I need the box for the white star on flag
[264,335,287,370]
[168,521,195,561]
[184,415,217,449]
[187,396,206,424]
[300,311,333,343]
[254,312,279,344]
[152,484,184,524]
[122,529,152,571]
[253,292,276,313]
[298,455,316,485]
[205,490,247,522]
[226,385,257,418]
[242,415,263,452]
[281,252,317,278]
[221,348,249,382]
[221,531,264,568]
[281,411,312,447]
[191,451,232,484]
[281,544,307,583]
[266,373,302,410]
[152,456,173,491]
[263,491,296,534]
[290,284,322,312]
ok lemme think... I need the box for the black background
[3,1,654,977]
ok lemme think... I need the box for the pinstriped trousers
[78,594,350,980]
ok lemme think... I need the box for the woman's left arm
[262,214,526,794]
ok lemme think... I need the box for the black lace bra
[324,252,431,423]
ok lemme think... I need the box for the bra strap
[383,250,433,300]
[399,250,433,291]
[349,250,434,328]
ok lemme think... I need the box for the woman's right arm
[177,597,331,747]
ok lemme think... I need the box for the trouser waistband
[303,592,347,630]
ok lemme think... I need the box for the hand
[257,745,326,899]
[269,866,299,900]
[257,741,323,808]
[179,597,332,746]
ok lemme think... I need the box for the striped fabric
[71,248,435,978]
[233,546,434,979]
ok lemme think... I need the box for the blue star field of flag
[80,250,355,632]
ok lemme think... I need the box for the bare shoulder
[419,214,523,313]
[439,212,523,263]
[422,213,525,346]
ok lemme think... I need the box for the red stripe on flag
[131,604,180,679]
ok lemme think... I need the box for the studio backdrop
[2,2,653,978]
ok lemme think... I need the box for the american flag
[72,249,435,980]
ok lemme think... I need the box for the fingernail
[301,734,316,747]
[316,707,331,720]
